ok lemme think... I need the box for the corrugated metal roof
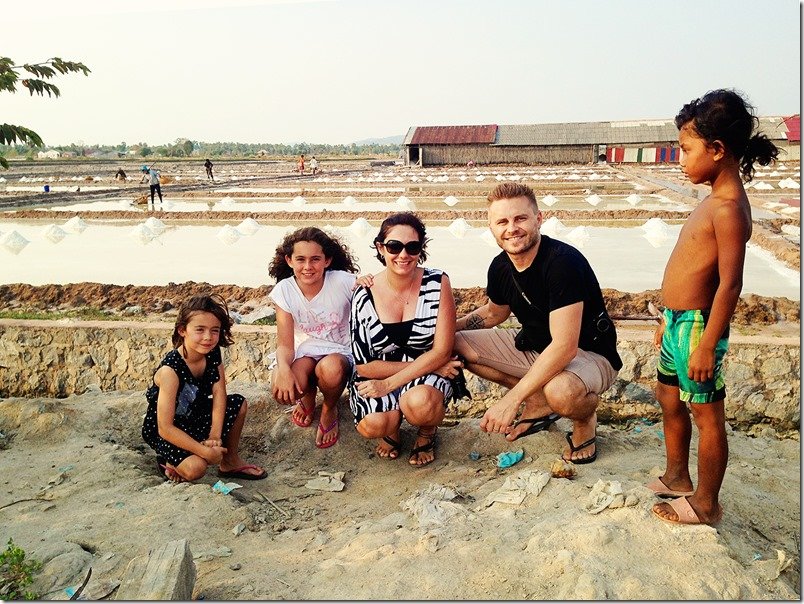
[402,126,417,146]
[411,125,497,145]
[782,115,800,142]
[404,118,795,147]
[494,120,680,146]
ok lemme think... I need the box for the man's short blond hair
[487,182,539,211]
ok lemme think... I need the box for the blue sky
[3,0,800,146]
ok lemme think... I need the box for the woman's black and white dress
[348,267,452,424]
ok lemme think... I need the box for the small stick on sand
[260,492,290,518]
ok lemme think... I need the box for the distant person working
[310,156,319,175]
[204,158,214,181]
[115,168,127,181]
[140,165,163,206]
[298,154,305,175]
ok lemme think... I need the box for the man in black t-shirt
[455,183,621,464]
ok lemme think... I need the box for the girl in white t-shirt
[268,227,358,449]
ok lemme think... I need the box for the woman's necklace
[386,270,417,306]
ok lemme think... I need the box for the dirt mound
[0,282,798,325]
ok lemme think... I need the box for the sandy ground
[0,385,799,600]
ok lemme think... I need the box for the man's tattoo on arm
[466,313,485,330]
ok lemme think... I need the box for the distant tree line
[0,139,401,160]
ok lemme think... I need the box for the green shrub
[0,539,42,601]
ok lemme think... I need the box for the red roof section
[411,125,497,145]
[783,115,800,142]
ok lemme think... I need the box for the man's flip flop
[562,431,597,464]
[316,416,339,449]
[653,495,723,526]
[510,412,560,441]
[646,477,694,498]
[290,399,315,428]
[217,465,268,480]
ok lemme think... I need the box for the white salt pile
[216,225,241,245]
[290,196,307,207]
[480,229,498,247]
[585,194,602,207]
[443,196,460,207]
[753,181,774,190]
[396,196,415,210]
[129,224,155,245]
[342,196,358,206]
[566,225,590,247]
[42,224,67,244]
[349,217,372,237]
[778,178,800,189]
[448,218,471,238]
[626,194,642,206]
[144,217,167,236]
[540,217,566,237]
[237,218,261,236]
[0,230,29,255]
[541,194,559,207]
[63,216,88,234]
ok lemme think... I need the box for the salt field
[0,220,798,298]
[0,159,798,300]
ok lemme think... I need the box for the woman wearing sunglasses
[349,212,463,466]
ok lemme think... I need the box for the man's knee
[543,373,587,410]
[454,332,479,363]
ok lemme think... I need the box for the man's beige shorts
[456,328,618,395]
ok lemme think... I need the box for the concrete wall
[0,320,798,428]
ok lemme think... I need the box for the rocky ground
[0,386,800,600]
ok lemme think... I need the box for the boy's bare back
[661,192,752,311]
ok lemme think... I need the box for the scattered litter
[212,480,243,495]
[232,522,246,536]
[550,459,576,479]
[305,471,345,492]
[468,451,480,461]
[483,470,550,506]
[756,549,793,580]
[584,480,640,514]
[496,449,524,468]
[400,483,471,529]
[229,563,242,571]
[58,465,75,473]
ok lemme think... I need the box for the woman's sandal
[409,428,437,467]
[378,436,401,459]
[290,399,315,428]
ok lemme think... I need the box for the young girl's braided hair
[675,88,779,182]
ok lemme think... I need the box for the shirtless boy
[650,89,779,526]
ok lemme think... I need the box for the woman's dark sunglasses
[380,239,423,255]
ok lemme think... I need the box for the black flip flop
[510,412,561,441]
[409,429,437,467]
[380,436,401,459]
[563,431,597,464]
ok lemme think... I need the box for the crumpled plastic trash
[496,449,524,468]
[305,471,345,492]
[400,483,470,529]
[212,480,243,495]
[584,480,640,514]
[756,549,793,580]
[483,470,550,506]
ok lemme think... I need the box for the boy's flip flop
[646,477,694,498]
[509,412,561,441]
[217,465,268,480]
